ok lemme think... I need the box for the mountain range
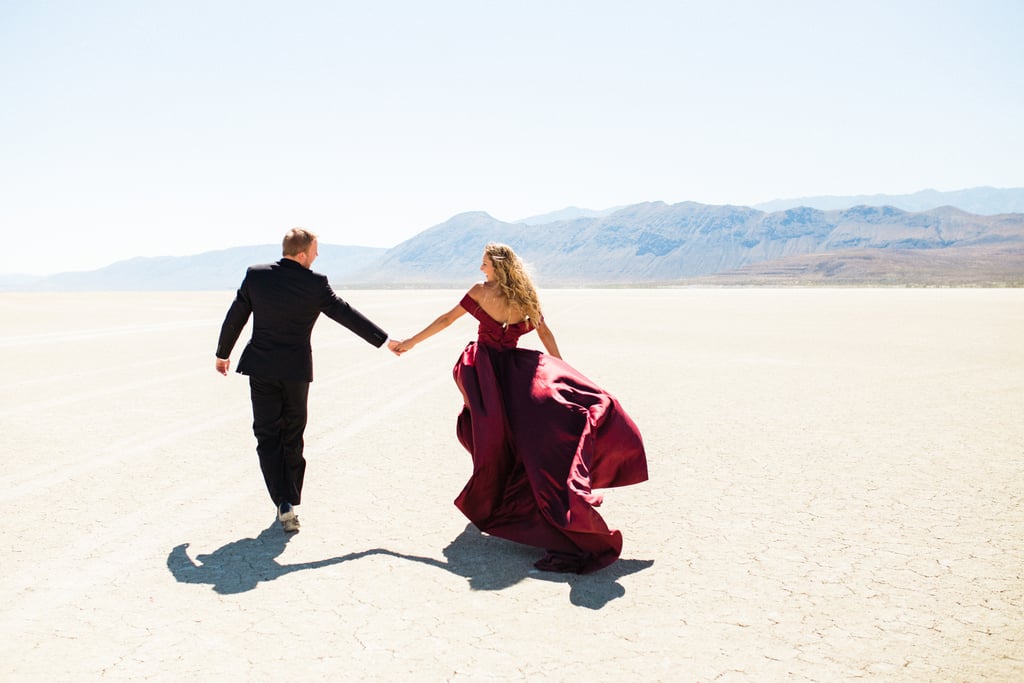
[4,187,1023,290]
[343,202,1024,287]
[9,245,387,292]
[753,186,1024,215]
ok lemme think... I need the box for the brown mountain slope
[682,244,1024,286]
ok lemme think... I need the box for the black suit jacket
[215,258,388,382]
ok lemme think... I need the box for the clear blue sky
[2,1,1021,275]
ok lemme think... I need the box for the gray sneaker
[277,502,300,533]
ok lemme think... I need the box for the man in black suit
[215,228,399,532]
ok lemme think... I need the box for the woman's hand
[391,338,416,354]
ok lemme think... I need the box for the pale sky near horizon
[2,1,1022,275]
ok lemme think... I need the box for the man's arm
[320,282,389,348]
[214,282,253,373]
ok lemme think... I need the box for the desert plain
[1,287,1022,681]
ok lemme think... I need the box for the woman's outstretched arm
[394,302,468,352]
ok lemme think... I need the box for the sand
[1,288,1022,681]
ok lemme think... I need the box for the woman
[394,243,648,573]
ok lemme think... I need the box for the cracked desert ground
[1,288,1022,682]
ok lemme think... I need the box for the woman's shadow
[168,522,652,609]
[375,524,654,610]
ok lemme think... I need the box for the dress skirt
[452,340,648,573]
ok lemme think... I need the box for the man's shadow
[168,521,652,609]
[384,523,655,610]
[166,520,385,595]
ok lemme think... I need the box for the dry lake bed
[1,288,1022,681]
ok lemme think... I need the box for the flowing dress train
[451,294,648,573]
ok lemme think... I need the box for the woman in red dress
[394,243,648,573]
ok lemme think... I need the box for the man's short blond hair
[282,228,317,257]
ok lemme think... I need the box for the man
[215,228,399,532]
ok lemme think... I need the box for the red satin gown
[452,293,649,573]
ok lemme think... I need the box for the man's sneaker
[277,502,300,533]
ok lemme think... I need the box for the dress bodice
[459,293,533,350]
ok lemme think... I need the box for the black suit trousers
[249,376,310,506]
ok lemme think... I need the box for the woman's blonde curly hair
[485,242,543,327]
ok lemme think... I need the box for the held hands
[388,339,415,356]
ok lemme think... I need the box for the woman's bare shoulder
[465,281,488,300]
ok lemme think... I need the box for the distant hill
[5,244,386,291]
[685,244,1024,287]
[340,202,1024,286]
[754,186,1024,215]
[5,196,1024,290]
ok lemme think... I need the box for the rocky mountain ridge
[753,186,1024,215]
[342,202,1024,286]
[4,191,1023,290]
